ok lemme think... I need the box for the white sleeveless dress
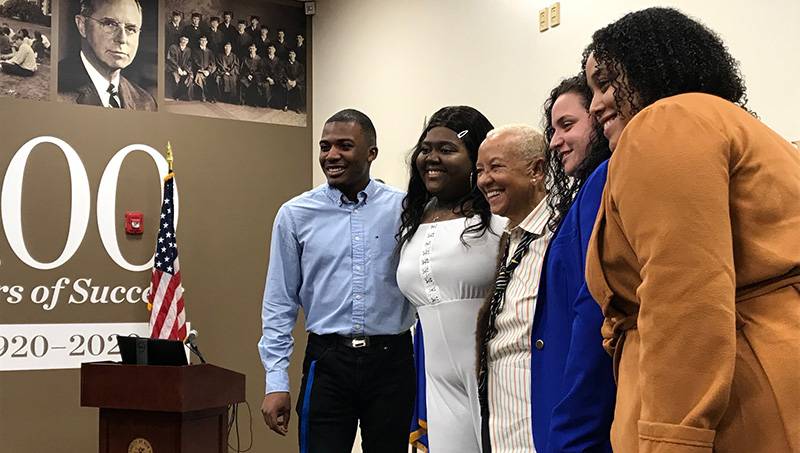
[397,215,506,453]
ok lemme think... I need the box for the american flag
[147,172,187,340]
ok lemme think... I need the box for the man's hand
[267,77,274,85]
[261,392,291,436]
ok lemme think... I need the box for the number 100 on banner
[0,323,152,371]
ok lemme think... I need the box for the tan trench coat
[586,93,800,453]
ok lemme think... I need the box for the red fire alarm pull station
[125,212,144,234]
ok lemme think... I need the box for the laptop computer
[117,335,188,366]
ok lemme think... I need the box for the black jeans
[296,331,415,453]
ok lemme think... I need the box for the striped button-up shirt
[488,198,552,452]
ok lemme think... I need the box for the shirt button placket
[351,206,366,335]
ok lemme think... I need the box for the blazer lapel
[75,83,101,106]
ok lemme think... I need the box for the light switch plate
[550,2,561,27]
[539,8,549,32]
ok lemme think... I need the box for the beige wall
[312,0,800,190]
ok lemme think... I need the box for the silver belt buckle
[351,337,368,348]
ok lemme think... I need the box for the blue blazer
[531,161,615,453]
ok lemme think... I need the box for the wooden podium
[81,362,245,453]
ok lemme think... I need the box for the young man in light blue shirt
[259,109,416,453]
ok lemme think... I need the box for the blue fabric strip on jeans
[300,360,317,453]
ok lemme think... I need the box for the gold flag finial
[166,141,174,171]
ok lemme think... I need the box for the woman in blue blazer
[531,75,615,452]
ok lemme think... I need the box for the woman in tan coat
[582,8,800,453]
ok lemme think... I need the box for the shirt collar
[324,179,378,207]
[80,51,121,108]
[507,197,549,237]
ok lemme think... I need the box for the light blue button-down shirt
[259,180,416,393]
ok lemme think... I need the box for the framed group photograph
[0,0,52,102]
[1,0,307,127]
[162,0,307,126]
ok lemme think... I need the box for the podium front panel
[100,408,226,453]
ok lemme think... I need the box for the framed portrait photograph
[57,0,158,110]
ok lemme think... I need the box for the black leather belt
[309,331,410,349]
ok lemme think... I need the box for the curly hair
[542,75,611,232]
[397,106,495,248]
[582,7,750,119]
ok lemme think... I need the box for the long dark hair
[542,75,611,232]
[582,7,750,120]
[398,106,495,247]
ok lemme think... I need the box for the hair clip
[457,130,469,139]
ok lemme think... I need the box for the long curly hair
[542,75,611,232]
[397,106,495,248]
[582,7,750,119]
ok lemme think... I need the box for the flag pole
[147,142,187,340]
[166,141,174,172]
[148,142,174,314]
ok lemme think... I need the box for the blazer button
[535,339,544,350]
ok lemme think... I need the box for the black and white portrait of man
[58,0,157,110]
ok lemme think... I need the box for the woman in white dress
[397,106,505,453]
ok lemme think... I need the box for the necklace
[429,206,452,223]
[429,209,451,223]
[428,197,466,223]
